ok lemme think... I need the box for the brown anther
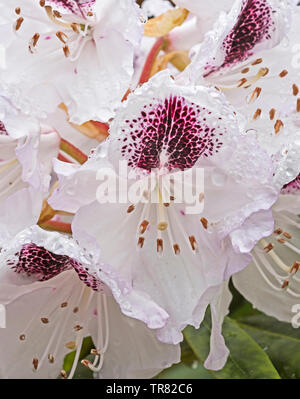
[264,243,274,253]
[73,307,79,313]
[279,70,288,78]
[157,238,163,253]
[137,236,145,249]
[15,7,21,15]
[139,220,149,234]
[61,302,68,308]
[127,204,135,213]
[173,244,180,255]
[53,10,62,18]
[60,370,67,379]
[189,235,198,251]
[56,31,67,44]
[32,33,40,47]
[252,58,262,65]
[170,196,175,201]
[253,108,262,120]
[157,222,168,231]
[41,317,49,324]
[74,325,83,331]
[283,232,292,239]
[87,12,93,17]
[63,45,70,57]
[274,119,284,134]
[32,358,39,371]
[19,334,25,341]
[269,108,276,120]
[91,348,100,355]
[200,217,208,229]
[293,83,299,96]
[281,280,289,289]
[237,78,247,88]
[71,23,79,33]
[48,354,54,364]
[40,0,45,7]
[249,87,262,102]
[277,238,286,244]
[297,98,300,113]
[81,359,92,369]
[291,262,300,274]
[241,67,250,74]
[15,17,24,31]
[274,228,283,235]
[65,341,76,350]
[163,203,170,207]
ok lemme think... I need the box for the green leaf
[183,312,280,379]
[237,314,300,379]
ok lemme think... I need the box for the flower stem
[39,220,72,234]
[139,36,170,85]
[60,138,88,164]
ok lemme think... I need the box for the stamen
[279,70,288,78]
[274,228,283,235]
[15,7,21,15]
[60,370,67,379]
[15,17,24,31]
[200,217,208,229]
[56,31,68,44]
[241,67,250,74]
[248,87,261,103]
[157,222,168,231]
[297,98,300,113]
[61,302,68,308]
[293,84,299,96]
[283,232,292,239]
[32,358,39,371]
[19,334,25,341]
[48,354,54,364]
[264,243,274,253]
[252,58,262,65]
[137,236,145,248]
[269,108,276,121]
[274,119,284,134]
[189,235,198,251]
[253,108,262,120]
[127,204,135,213]
[41,317,49,324]
[173,243,180,255]
[281,280,289,289]
[63,45,70,57]
[157,238,163,254]
[139,220,149,234]
[65,341,76,350]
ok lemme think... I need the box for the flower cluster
[0,0,298,379]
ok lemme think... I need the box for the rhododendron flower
[0,0,144,124]
[233,187,300,323]
[0,95,60,195]
[179,0,300,130]
[49,71,278,369]
[0,223,180,379]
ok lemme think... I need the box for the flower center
[14,1,95,61]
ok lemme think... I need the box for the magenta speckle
[119,95,224,172]
[205,0,274,75]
